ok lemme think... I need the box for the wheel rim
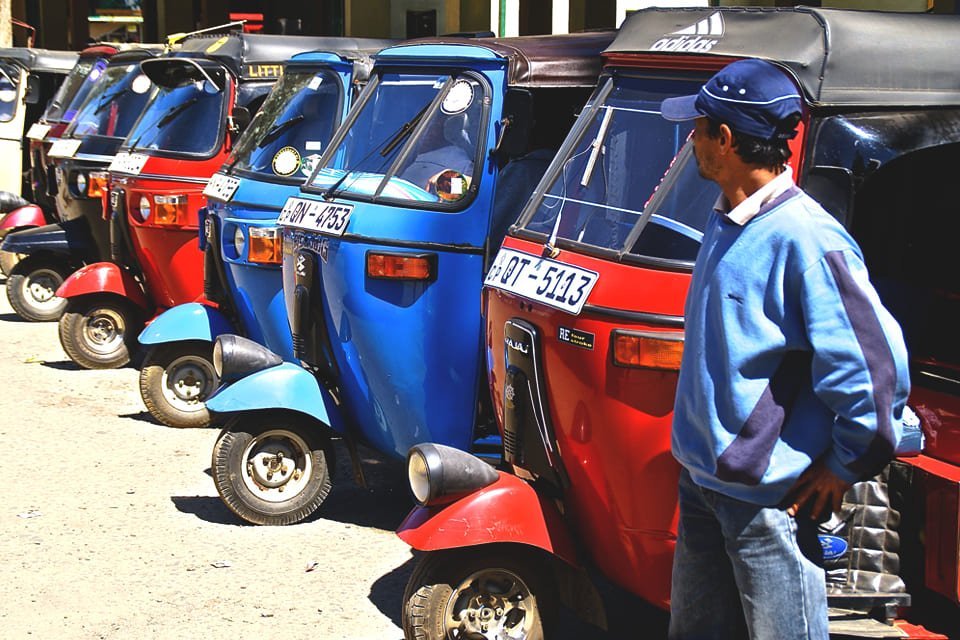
[80,307,126,355]
[443,568,538,640]
[22,268,63,311]
[160,355,216,413]
[240,429,314,503]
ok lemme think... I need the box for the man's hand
[785,459,850,519]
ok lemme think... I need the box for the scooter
[137,40,390,428]
[397,8,960,639]
[204,32,615,525]
[2,47,161,321]
[54,32,333,370]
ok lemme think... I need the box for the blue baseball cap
[661,59,802,140]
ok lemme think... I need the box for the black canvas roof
[108,45,165,66]
[0,47,78,74]
[391,31,616,88]
[607,7,960,107]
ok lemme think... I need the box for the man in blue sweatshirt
[660,59,910,639]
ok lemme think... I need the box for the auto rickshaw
[2,47,161,322]
[136,40,390,428]
[204,32,614,525]
[54,33,331,370]
[397,8,960,639]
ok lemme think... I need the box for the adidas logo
[652,12,724,53]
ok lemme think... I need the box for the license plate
[277,197,352,237]
[484,248,599,315]
[26,123,51,141]
[108,151,149,175]
[48,138,82,158]
[203,173,241,202]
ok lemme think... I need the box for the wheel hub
[160,356,216,411]
[447,569,534,640]
[81,308,126,354]
[240,430,313,503]
[24,269,61,309]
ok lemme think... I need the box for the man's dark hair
[705,114,802,170]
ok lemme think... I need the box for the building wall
[459,0,490,32]
[346,0,392,37]
[389,0,460,37]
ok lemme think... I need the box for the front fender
[139,302,233,346]
[397,471,579,567]
[206,362,337,429]
[56,262,150,311]
[0,204,45,232]
[0,218,96,257]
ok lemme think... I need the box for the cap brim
[660,94,700,122]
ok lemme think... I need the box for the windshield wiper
[580,106,613,187]
[128,96,200,149]
[93,86,129,115]
[257,114,303,148]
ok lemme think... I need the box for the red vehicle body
[55,33,328,369]
[398,8,960,639]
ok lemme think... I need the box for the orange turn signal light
[366,252,435,281]
[88,171,109,198]
[153,194,188,226]
[248,227,282,264]
[612,330,684,371]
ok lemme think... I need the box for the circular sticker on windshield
[272,146,301,177]
[300,153,322,178]
[441,79,474,115]
[0,86,15,102]
[131,74,151,94]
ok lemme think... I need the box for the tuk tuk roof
[288,41,395,84]
[107,45,166,66]
[0,47,78,74]
[607,7,960,107]
[378,31,616,88]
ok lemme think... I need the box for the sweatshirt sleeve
[799,248,911,484]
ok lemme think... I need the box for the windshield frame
[62,63,155,143]
[513,70,716,272]
[122,61,232,161]
[44,56,109,125]
[227,64,346,186]
[300,66,492,213]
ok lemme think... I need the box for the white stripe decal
[702,86,801,106]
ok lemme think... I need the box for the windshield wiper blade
[93,87,129,115]
[156,96,199,128]
[580,106,613,188]
[257,114,303,148]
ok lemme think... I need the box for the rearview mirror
[803,165,855,226]
[25,74,40,104]
[229,106,251,136]
[491,88,533,161]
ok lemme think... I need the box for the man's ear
[718,123,735,155]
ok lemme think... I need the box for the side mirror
[491,88,533,161]
[229,106,252,137]
[802,165,855,226]
[24,74,40,104]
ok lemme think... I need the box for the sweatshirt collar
[714,166,795,226]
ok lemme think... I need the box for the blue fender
[206,362,339,430]
[139,302,235,346]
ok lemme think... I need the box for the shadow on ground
[0,312,30,323]
[38,359,82,371]
[170,495,239,525]
[118,411,163,425]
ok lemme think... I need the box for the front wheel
[212,413,333,525]
[402,547,557,640]
[6,256,70,321]
[58,295,143,369]
[139,341,219,428]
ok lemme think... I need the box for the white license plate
[277,197,353,237]
[484,248,599,315]
[26,123,51,141]
[108,151,149,175]
[203,173,241,202]
[48,138,82,158]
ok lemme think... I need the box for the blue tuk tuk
[136,41,390,428]
[205,33,614,525]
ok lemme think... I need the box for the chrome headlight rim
[138,195,151,221]
[72,171,88,198]
[233,225,245,259]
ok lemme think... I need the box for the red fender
[397,470,580,567]
[0,204,45,232]
[55,262,151,311]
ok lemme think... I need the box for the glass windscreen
[44,57,109,123]
[0,62,20,122]
[65,63,155,140]
[227,67,342,181]
[308,72,484,206]
[521,74,720,264]
[125,67,227,156]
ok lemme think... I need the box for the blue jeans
[668,468,828,640]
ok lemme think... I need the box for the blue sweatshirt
[672,186,910,506]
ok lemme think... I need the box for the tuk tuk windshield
[44,57,109,124]
[0,62,20,122]
[65,64,155,140]
[125,69,228,156]
[520,74,719,264]
[227,67,342,182]
[308,71,484,207]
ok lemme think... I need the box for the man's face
[691,117,721,182]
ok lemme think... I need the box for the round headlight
[408,450,432,504]
[138,195,151,221]
[212,338,223,378]
[74,172,87,196]
[233,226,245,258]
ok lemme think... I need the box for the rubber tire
[6,256,70,321]
[402,547,557,640]
[139,341,218,428]
[211,413,334,526]
[58,295,142,369]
